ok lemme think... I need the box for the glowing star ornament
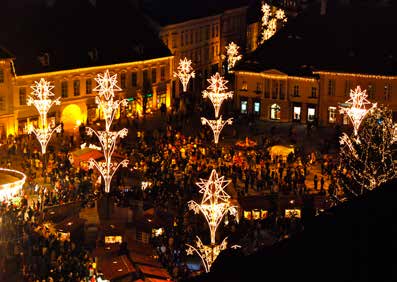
[201,116,233,144]
[260,2,287,44]
[186,169,239,272]
[202,73,234,118]
[339,86,377,136]
[86,71,129,193]
[186,236,229,273]
[141,181,152,191]
[225,42,242,71]
[27,78,61,154]
[188,169,237,245]
[173,57,195,92]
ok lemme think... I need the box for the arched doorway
[61,104,84,132]
[270,104,281,120]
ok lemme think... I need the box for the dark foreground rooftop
[187,177,397,282]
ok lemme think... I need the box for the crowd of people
[0,108,341,280]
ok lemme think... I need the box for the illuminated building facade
[235,1,397,125]
[0,0,173,138]
[144,0,248,97]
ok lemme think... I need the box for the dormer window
[38,53,50,66]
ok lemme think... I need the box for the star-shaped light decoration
[225,42,242,71]
[201,116,233,144]
[85,71,129,193]
[188,169,237,245]
[27,78,61,154]
[141,181,152,191]
[261,3,271,26]
[173,57,195,92]
[339,86,377,136]
[202,73,233,119]
[260,2,287,44]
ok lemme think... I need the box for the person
[320,176,325,193]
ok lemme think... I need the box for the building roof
[0,0,171,76]
[236,1,397,76]
[143,0,250,26]
[187,177,397,282]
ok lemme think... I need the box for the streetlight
[27,78,62,183]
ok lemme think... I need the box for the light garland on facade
[339,86,377,136]
[85,70,129,193]
[313,70,397,80]
[260,2,287,44]
[201,116,233,144]
[186,169,239,272]
[202,72,233,119]
[27,78,61,154]
[235,71,318,82]
[173,57,195,92]
[225,42,242,70]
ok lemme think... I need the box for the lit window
[293,85,299,97]
[293,106,301,121]
[328,106,337,124]
[241,80,247,91]
[241,100,248,114]
[311,87,317,98]
[254,101,260,114]
[270,104,281,120]
[308,107,316,122]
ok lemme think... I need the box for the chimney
[320,0,327,15]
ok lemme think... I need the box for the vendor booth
[69,147,103,170]
[268,145,295,161]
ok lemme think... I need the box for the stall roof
[55,216,86,233]
[100,255,136,281]
[136,264,171,280]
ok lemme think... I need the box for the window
[328,106,337,124]
[307,107,316,122]
[86,79,92,94]
[264,79,270,98]
[270,104,281,120]
[0,96,4,111]
[279,81,285,99]
[160,67,165,81]
[131,72,137,87]
[293,106,301,121]
[342,114,349,125]
[61,81,68,98]
[254,101,261,115]
[241,80,247,91]
[293,85,299,97]
[19,87,26,105]
[143,70,149,84]
[120,73,126,89]
[344,80,351,97]
[73,80,80,96]
[367,83,375,99]
[185,32,189,46]
[311,87,317,98]
[0,69,4,83]
[255,82,262,94]
[241,100,248,114]
[384,84,392,100]
[181,31,184,47]
[272,81,279,99]
[328,79,336,96]
[152,68,157,83]
[205,25,210,40]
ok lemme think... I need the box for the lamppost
[85,70,129,193]
[186,169,239,272]
[27,78,62,183]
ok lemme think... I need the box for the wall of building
[0,56,173,137]
[235,70,397,126]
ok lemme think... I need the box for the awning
[136,264,171,280]
[69,147,103,165]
